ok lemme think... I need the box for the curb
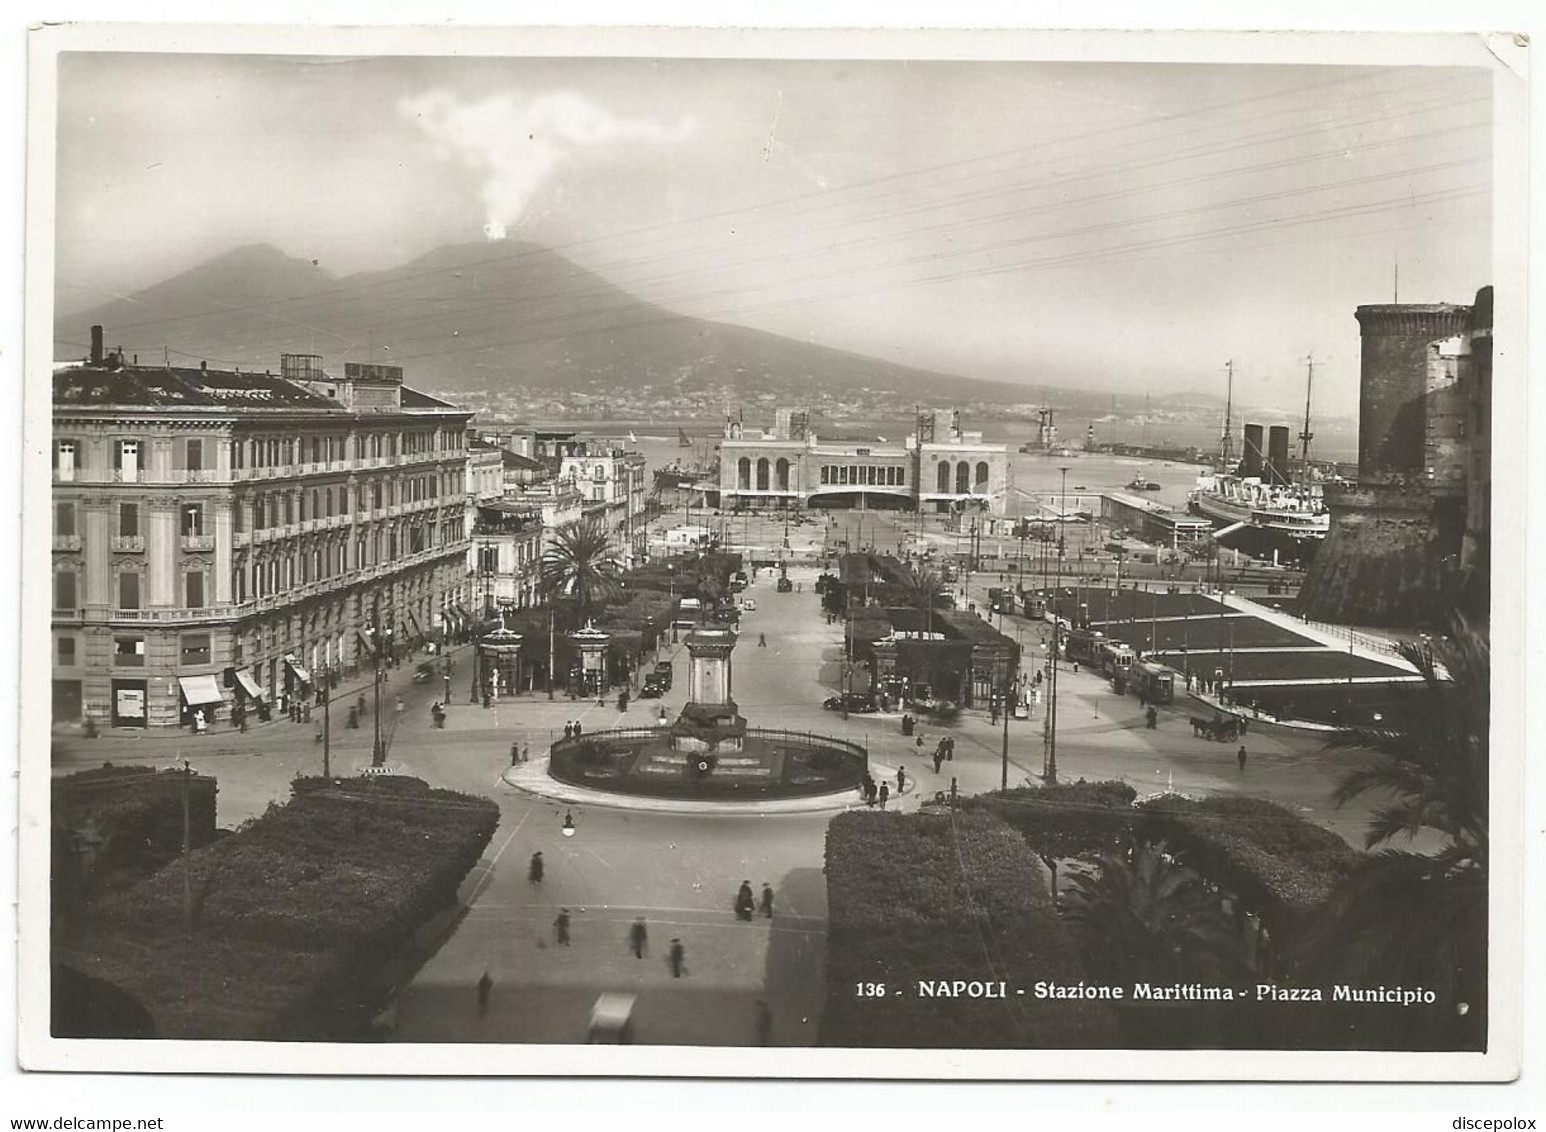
[501,757,894,816]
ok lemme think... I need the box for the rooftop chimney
[90,325,104,366]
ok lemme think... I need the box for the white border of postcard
[17,20,1530,1081]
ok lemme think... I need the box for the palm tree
[1299,615,1488,1049]
[1063,843,1250,1045]
[897,565,943,637]
[1064,843,1250,987]
[539,518,621,627]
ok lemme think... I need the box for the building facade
[52,331,473,730]
[716,407,1010,514]
[471,502,545,619]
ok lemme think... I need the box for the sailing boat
[678,427,692,448]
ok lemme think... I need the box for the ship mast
[1219,359,1236,468]
[1298,354,1316,490]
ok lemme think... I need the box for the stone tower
[1298,296,1488,626]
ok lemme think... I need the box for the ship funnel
[1240,423,1264,478]
[1267,426,1291,485]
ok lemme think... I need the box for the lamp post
[320,685,330,778]
[1045,466,1069,784]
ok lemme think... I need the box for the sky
[52,52,1493,418]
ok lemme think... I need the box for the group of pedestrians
[930,736,955,773]
[562,719,585,739]
[858,772,898,809]
[734,879,775,921]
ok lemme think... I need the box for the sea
[530,418,1221,518]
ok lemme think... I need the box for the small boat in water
[1126,473,1163,491]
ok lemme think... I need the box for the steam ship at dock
[1187,359,1331,567]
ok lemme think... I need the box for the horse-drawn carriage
[1189,713,1245,742]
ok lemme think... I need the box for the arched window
[776,458,790,491]
[738,457,751,489]
[756,458,770,491]
[956,461,970,493]
[975,461,990,488]
[936,461,950,492]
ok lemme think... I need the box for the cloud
[401,89,696,240]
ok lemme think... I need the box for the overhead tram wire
[83,68,1475,339]
[317,118,1489,348]
[79,80,1487,368]
[74,90,1486,370]
[98,119,1486,373]
[371,183,1486,371]
[382,175,1487,367]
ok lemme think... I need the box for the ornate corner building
[51,328,474,730]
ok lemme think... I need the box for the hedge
[822,809,1117,1048]
[978,780,1138,868]
[1135,794,1360,935]
[59,775,499,1040]
[52,764,219,902]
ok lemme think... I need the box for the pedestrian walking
[933,748,944,774]
[564,721,574,739]
[476,970,493,1016]
[759,883,774,919]
[758,633,767,647]
[629,917,648,958]
[668,938,686,978]
[574,720,583,737]
[193,709,207,735]
[946,736,955,761]
[1237,745,1248,772]
[915,733,925,752]
[554,908,571,946]
[521,743,530,764]
[395,694,405,717]
[357,693,367,717]
[528,851,544,885]
[865,779,877,807]
[511,742,521,767]
[736,880,756,921]
[897,766,907,795]
[879,782,890,809]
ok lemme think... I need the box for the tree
[897,565,943,637]
[1299,615,1489,1049]
[539,518,621,627]
[1063,843,1251,1045]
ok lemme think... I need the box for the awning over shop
[178,674,225,707]
[234,668,265,702]
[284,655,313,685]
[441,607,460,630]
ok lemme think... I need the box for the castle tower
[1353,304,1473,483]
[1298,299,1480,626]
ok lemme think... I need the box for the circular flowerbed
[547,727,866,800]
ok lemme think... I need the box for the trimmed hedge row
[52,765,220,898]
[1135,794,1360,933]
[822,809,1117,1048]
[60,775,499,1040]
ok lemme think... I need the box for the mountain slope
[55,241,1030,403]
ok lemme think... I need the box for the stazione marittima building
[714,407,1009,513]
[50,329,474,731]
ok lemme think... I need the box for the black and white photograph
[15,19,1531,1086]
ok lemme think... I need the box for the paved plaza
[50,509,1404,1046]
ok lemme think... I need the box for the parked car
[740,598,757,612]
[823,692,877,713]
[639,677,666,699]
[651,660,673,690]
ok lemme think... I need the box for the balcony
[184,468,223,484]
[52,534,82,552]
[181,533,216,552]
[111,535,146,552]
